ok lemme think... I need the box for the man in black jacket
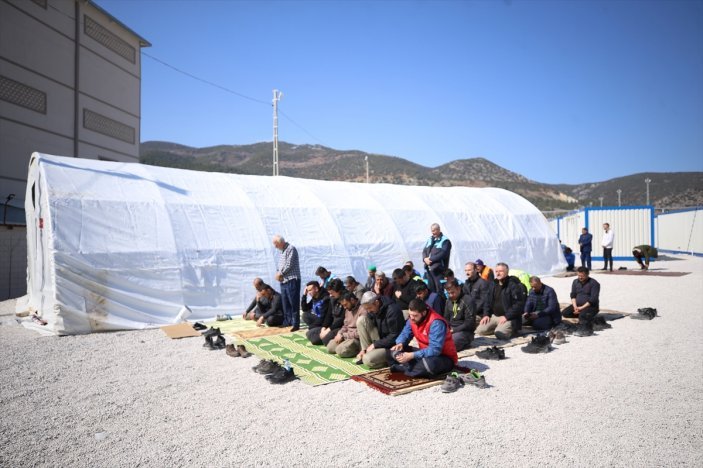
[356,292,406,369]
[320,278,346,345]
[443,281,476,351]
[463,261,491,318]
[301,281,330,345]
[475,262,527,340]
[422,223,452,294]
[561,267,600,324]
[392,268,422,310]
[254,284,284,327]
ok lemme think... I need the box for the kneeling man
[389,299,458,378]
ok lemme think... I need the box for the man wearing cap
[422,223,452,294]
[365,265,377,290]
[273,234,301,331]
[315,266,335,289]
[415,281,444,314]
[389,299,458,378]
[356,291,406,369]
[372,271,394,298]
[475,259,494,282]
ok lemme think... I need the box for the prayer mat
[351,367,468,396]
[232,326,297,340]
[202,317,308,336]
[598,270,689,277]
[241,332,369,386]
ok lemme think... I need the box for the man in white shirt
[601,223,614,271]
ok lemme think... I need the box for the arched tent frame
[24,153,565,335]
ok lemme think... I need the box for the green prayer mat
[202,317,259,335]
[242,332,370,386]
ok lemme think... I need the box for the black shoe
[256,360,282,375]
[203,334,215,349]
[592,315,612,331]
[355,359,364,365]
[290,326,300,332]
[574,321,594,337]
[632,307,657,320]
[476,346,505,360]
[211,335,226,350]
[252,359,270,372]
[203,327,222,338]
[268,367,296,384]
[192,322,207,331]
[521,335,551,354]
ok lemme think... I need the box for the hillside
[140,141,702,212]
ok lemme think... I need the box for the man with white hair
[355,291,405,369]
[272,235,301,331]
[422,223,452,294]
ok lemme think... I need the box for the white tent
[22,153,564,335]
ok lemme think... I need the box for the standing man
[389,299,458,378]
[422,223,452,294]
[273,234,301,331]
[601,223,614,271]
[578,227,593,271]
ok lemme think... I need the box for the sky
[95,0,703,184]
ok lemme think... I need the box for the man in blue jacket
[422,223,452,294]
[578,227,593,271]
[523,277,561,331]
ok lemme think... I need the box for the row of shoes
[441,370,488,393]
[632,307,657,320]
[252,359,296,384]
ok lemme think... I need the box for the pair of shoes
[254,360,282,375]
[192,322,207,331]
[632,307,657,320]
[204,334,226,350]
[225,344,250,357]
[440,372,464,393]
[216,314,233,321]
[521,335,551,353]
[266,366,296,384]
[460,369,488,388]
[574,321,594,337]
[203,327,222,338]
[592,315,612,331]
[476,346,505,360]
[548,329,567,345]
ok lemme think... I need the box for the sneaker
[192,322,207,331]
[252,359,271,372]
[268,367,296,384]
[476,346,505,360]
[592,315,612,331]
[211,335,227,350]
[632,307,657,320]
[236,344,251,358]
[256,360,282,375]
[574,321,594,337]
[521,335,551,353]
[460,369,488,388]
[225,344,239,357]
[203,335,215,349]
[440,373,464,393]
[548,329,567,345]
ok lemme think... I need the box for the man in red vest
[389,299,458,378]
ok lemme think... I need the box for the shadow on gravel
[458,360,490,372]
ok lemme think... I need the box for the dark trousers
[264,315,284,327]
[389,346,455,378]
[526,315,559,331]
[426,269,443,294]
[562,305,599,324]
[580,251,592,270]
[281,279,301,327]
[603,248,613,271]
[306,327,323,345]
[452,331,473,352]
[321,328,341,346]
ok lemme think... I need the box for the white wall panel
[656,208,703,254]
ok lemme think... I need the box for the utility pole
[617,189,622,207]
[365,155,369,184]
[272,89,283,176]
[645,178,652,205]
[598,196,603,207]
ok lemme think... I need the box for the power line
[279,110,326,146]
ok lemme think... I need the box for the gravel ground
[1,256,702,467]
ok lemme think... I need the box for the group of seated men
[243,261,601,379]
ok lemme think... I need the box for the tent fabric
[23,153,565,335]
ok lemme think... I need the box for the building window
[0,75,47,114]
[83,109,135,144]
[84,15,136,64]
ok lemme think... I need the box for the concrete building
[0,0,149,300]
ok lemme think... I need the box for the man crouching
[389,299,458,378]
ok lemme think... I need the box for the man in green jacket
[632,245,658,270]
